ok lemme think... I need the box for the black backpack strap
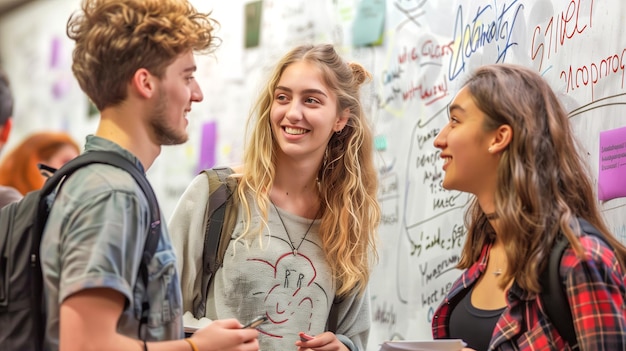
[40,151,161,339]
[540,234,576,349]
[327,297,341,333]
[540,218,608,350]
[196,167,234,318]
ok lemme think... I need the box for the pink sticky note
[598,126,626,201]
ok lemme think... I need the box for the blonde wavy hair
[236,44,380,297]
[67,0,219,110]
[458,64,626,292]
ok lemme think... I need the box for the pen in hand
[242,315,268,329]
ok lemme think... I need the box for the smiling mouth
[284,127,308,135]
[442,156,451,167]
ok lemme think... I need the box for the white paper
[184,325,199,334]
[182,311,213,334]
[379,339,466,351]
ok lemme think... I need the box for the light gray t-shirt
[41,135,183,350]
[210,202,333,350]
[170,173,371,351]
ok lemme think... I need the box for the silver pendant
[293,249,297,256]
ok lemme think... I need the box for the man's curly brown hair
[67,0,219,110]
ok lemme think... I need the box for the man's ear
[334,108,350,132]
[489,124,512,153]
[130,68,157,99]
[0,117,12,144]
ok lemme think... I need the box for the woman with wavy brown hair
[171,44,380,351]
[431,63,626,350]
[0,131,80,194]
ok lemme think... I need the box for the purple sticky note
[52,78,70,100]
[598,126,626,201]
[50,37,61,69]
[196,121,217,174]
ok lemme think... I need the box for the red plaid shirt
[432,235,626,350]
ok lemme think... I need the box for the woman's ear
[334,108,350,132]
[489,124,512,153]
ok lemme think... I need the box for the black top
[448,287,505,351]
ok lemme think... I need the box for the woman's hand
[295,331,349,351]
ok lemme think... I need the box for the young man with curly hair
[40,1,259,350]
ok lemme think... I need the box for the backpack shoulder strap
[46,151,162,261]
[212,167,238,268]
[540,218,608,350]
[195,167,235,318]
[44,151,161,334]
[327,297,341,333]
[540,234,575,348]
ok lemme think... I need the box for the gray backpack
[0,151,161,351]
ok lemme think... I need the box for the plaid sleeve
[562,235,626,349]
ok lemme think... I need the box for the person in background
[170,44,380,351]
[431,63,626,350]
[0,67,22,207]
[40,1,260,351]
[0,131,80,195]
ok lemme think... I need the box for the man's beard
[150,90,188,146]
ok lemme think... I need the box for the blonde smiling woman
[170,44,380,351]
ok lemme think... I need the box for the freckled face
[269,61,347,162]
[149,51,203,145]
[433,86,496,196]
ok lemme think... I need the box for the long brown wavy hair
[457,64,626,292]
[236,44,380,297]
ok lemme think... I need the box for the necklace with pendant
[271,200,320,256]
[491,249,505,277]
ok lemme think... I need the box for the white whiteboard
[1,0,625,349]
